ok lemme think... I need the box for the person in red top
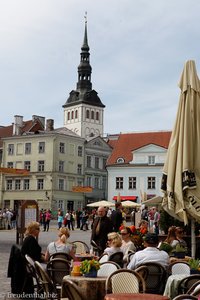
[43,209,51,231]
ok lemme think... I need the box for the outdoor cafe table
[163,274,188,299]
[63,274,107,300]
[104,293,170,300]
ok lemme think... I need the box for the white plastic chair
[170,262,191,275]
[98,253,109,263]
[97,262,119,277]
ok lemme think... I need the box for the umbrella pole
[191,218,196,259]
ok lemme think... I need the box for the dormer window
[117,157,125,163]
[148,155,155,165]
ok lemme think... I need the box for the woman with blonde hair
[45,227,75,261]
[103,232,124,257]
[21,221,44,262]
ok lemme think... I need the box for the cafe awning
[112,196,137,201]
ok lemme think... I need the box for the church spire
[77,13,92,91]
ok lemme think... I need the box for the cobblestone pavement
[0,221,92,299]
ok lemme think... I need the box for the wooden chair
[178,275,200,295]
[49,252,73,261]
[109,252,124,268]
[97,261,120,277]
[140,262,167,294]
[135,265,149,282]
[106,269,146,294]
[47,258,71,287]
[61,278,86,300]
[187,280,200,296]
[168,261,190,275]
[34,261,58,300]
[98,253,109,263]
[24,254,43,294]
[72,241,90,254]
[173,295,198,300]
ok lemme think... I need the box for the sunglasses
[120,232,128,235]
[35,228,40,231]
[108,239,113,241]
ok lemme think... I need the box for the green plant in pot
[172,244,187,258]
[188,258,200,274]
[159,242,173,254]
[80,259,100,277]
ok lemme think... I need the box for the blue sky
[0,0,200,135]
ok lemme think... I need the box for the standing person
[43,209,51,232]
[65,211,71,230]
[57,208,64,229]
[91,206,113,255]
[76,208,82,228]
[111,202,123,232]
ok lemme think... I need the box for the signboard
[24,205,37,227]
[72,186,93,193]
[0,167,29,175]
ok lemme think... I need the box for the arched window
[67,112,70,120]
[75,110,78,119]
[86,110,90,119]
[91,111,94,119]
[71,111,74,119]
[96,111,99,120]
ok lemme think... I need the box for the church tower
[63,17,105,140]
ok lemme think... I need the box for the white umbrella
[121,200,141,208]
[86,200,115,207]
[142,196,162,207]
[161,60,200,258]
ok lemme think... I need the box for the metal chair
[72,241,90,254]
[106,269,146,294]
[140,262,167,294]
[34,261,58,300]
[61,278,86,300]
[97,261,120,277]
[47,258,71,287]
[135,265,149,282]
[168,261,190,275]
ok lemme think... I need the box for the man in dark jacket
[91,206,113,255]
[111,202,123,232]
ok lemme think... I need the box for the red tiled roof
[107,131,171,165]
[0,119,44,147]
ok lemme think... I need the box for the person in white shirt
[127,233,169,270]
[120,226,136,263]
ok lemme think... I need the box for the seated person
[21,221,44,262]
[127,233,169,270]
[120,226,136,263]
[45,227,75,261]
[175,227,187,248]
[164,225,179,248]
[103,232,124,257]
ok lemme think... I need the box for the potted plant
[172,244,187,258]
[80,259,100,278]
[188,258,200,274]
[159,242,173,254]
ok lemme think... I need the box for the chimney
[13,115,23,135]
[46,119,54,131]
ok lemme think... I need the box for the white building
[106,131,171,204]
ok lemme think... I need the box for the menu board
[25,206,37,227]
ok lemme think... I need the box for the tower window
[86,110,90,119]
[71,111,74,119]
[96,111,99,120]
[91,111,94,119]
[67,112,70,120]
[75,110,78,119]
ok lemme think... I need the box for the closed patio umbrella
[161,60,200,258]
